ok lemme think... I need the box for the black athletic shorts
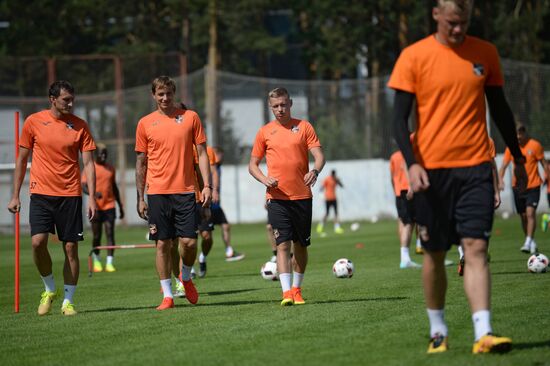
[325,200,338,215]
[513,186,540,214]
[414,162,494,251]
[93,208,116,224]
[396,190,415,225]
[196,205,214,232]
[29,194,83,242]
[147,193,198,241]
[267,198,312,247]
[211,206,228,225]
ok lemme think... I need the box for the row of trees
[1,0,549,79]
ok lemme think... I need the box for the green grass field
[0,218,549,366]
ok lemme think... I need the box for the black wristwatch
[311,169,320,177]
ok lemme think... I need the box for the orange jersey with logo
[390,151,410,196]
[20,110,96,196]
[251,118,321,200]
[82,162,116,210]
[488,137,496,159]
[502,138,544,189]
[322,176,339,201]
[388,35,504,169]
[135,109,206,195]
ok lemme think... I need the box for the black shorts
[325,200,338,215]
[267,199,312,247]
[211,206,228,225]
[29,194,83,242]
[93,208,116,224]
[196,205,214,232]
[513,187,540,214]
[414,162,494,251]
[147,193,198,241]
[396,191,415,225]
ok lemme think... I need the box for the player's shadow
[512,340,550,350]
[492,271,530,275]
[195,299,273,306]
[203,288,260,296]
[84,305,161,313]
[206,272,258,278]
[312,296,408,305]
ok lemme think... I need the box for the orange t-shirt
[82,162,116,210]
[135,109,206,195]
[251,118,321,200]
[20,110,96,197]
[388,35,503,169]
[389,151,410,196]
[322,176,339,201]
[488,137,496,159]
[502,138,544,189]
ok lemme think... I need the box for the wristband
[311,169,319,177]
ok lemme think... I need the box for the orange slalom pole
[14,111,20,313]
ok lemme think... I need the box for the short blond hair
[436,0,473,14]
[268,87,290,100]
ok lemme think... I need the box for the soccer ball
[350,222,360,232]
[261,261,279,281]
[333,258,354,278]
[527,253,549,273]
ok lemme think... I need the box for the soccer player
[7,80,97,316]
[209,147,245,262]
[249,87,325,306]
[498,125,548,254]
[82,143,125,273]
[389,0,527,354]
[389,149,422,269]
[135,76,211,310]
[316,170,344,235]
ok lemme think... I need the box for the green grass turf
[0,217,549,366]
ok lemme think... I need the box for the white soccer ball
[527,253,549,273]
[370,216,379,223]
[333,258,354,278]
[501,211,510,220]
[261,261,279,281]
[350,222,360,232]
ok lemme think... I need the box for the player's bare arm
[82,150,97,221]
[304,146,325,187]
[7,146,30,213]
[196,143,212,207]
[249,156,278,188]
[135,152,148,220]
[211,160,220,204]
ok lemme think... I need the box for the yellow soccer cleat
[334,227,344,234]
[61,302,77,316]
[105,263,116,272]
[280,290,294,306]
[37,291,57,316]
[93,260,103,273]
[427,333,448,354]
[472,334,512,354]
[291,287,305,305]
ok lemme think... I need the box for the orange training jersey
[251,118,321,200]
[502,138,544,189]
[388,35,504,169]
[488,137,496,159]
[135,109,206,195]
[82,162,116,210]
[390,151,410,196]
[20,110,96,196]
[322,176,338,201]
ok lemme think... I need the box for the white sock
[279,273,292,292]
[400,247,411,263]
[225,246,234,257]
[472,310,492,341]
[292,272,304,288]
[63,284,76,304]
[41,274,56,293]
[525,236,532,246]
[106,255,114,265]
[416,238,421,248]
[160,279,173,298]
[181,264,193,281]
[199,252,206,263]
[458,245,464,259]
[335,223,341,229]
[92,252,101,262]
[427,309,448,337]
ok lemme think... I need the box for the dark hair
[49,80,74,98]
[516,125,526,133]
[151,76,176,94]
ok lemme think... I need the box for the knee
[180,238,197,250]
[64,242,79,258]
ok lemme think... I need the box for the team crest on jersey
[291,125,299,133]
[66,122,74,129]
[41,121,51,126]
[472,63,484,76]
[149,224,157,235]
[175,115,183,124]
[527,149,533,156]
